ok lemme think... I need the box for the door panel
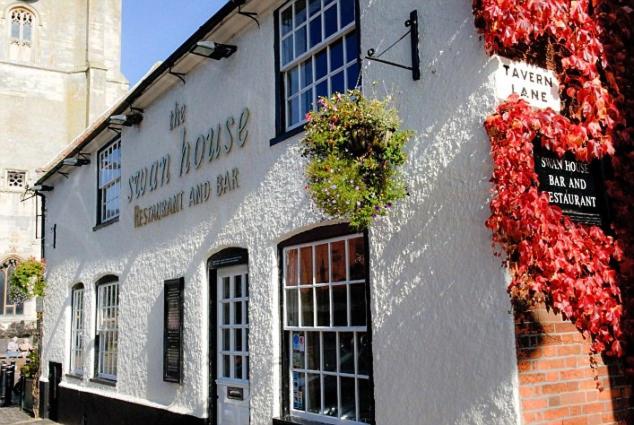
[216,266,250,425]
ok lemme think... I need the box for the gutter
[36,0,246,186]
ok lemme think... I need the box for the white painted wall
[42,1,521,424]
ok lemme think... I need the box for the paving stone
[0,407,56,425]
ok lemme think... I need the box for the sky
[121,1,226,86]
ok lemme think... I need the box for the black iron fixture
[189,41,238,60]
[168,68,187,84]
[108,111,144,128]
[365,10,421,81]
[31,184,54,192]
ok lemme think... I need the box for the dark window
[280,227,374,424]
[276,0,360,136]
[95,276,119,381]
[70,284,85,375]
[97,138,121,224]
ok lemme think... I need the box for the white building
[0,0,126,334]
[36,0,524,424]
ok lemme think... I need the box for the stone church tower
[0,0,128,330]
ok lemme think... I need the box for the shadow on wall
[515,308,633,424]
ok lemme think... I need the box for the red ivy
[473,0,632,360]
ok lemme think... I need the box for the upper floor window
[9,7,34,46]
[0,258,24,316]
[97,139,121,224]
[281,231,373,424]
[70,284,85,376]
[277,0,359,132]
[95,276,119,381]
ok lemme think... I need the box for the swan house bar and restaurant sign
[494,57,608,227]
[129,103,250,228]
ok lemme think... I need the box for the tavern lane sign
[495,56,561,112]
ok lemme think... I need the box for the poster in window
[293,371,305,410]
[163,277,184,383]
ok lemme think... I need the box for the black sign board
[163,277,184,383]
[534,145,607,227]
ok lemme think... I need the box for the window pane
[282,36,294,65]
[315,244,329,283]
[286,249,298,286]
[289,96,300,126]
[224,355,231,377]
[316,81,328,107]
[288,67,300,95]
[348,237,365,280]
[235,355,243,379]
[347,63,360,90]
[331,241,346,282]
[339,332,354,373]
[315,48,328,80]
[309,15,322,48]
[286,289,299,326]
[223,303,230,325]
[295,26,307,57]
[306,331,320,370]
[346,32,359,63]
[295,0,307,25]
[223,276,231,298]
[235,328,242,352]
[330,39,344,71]
[235,301,242,324]
[340,0,355,27]
[301,288,314,326]
[11,21,20,39]
[293,372,305,410]
[300,246,313,285]
[340,377,356,420]
[307,373,321,414]
[292,332,305,369]
[324,375,338,417]
[22,22,32,42]
[332,285,347,326]
[331,71,345,94]
[324,4,338,38]
[302,59,313,88]
[350,284,366,326]
[323,332,337,372]
[358,378,371,423]
[357,332,371,376]
[302,90,313,118]
[223,329,230,351]
[316,286,330,326]
[234,275,242,298]
[282,7,293,36]
[309,0,321,15]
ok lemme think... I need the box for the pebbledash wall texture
[36,1,632,425]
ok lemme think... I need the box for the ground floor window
[70,283,85,375]
[282,229,373,424]
[0,258,24,316]
[96,277,119,380]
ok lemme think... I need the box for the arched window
[9,7,34,46]
[95,275,119,381]
[70,283,85,376]
[0,258,25,316]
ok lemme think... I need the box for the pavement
[0,407,55,424]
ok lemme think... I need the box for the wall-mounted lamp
[62,157,90,167]
[190,41,237,60]
[32,184,54,192]
[109,112,144,128]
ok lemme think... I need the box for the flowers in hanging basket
[302,90,413,229]
[9,258,46,303]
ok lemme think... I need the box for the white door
[217,265,250,425]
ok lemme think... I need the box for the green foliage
[9,258,46,303]
[20,348,39,379]
[302,90,413,229]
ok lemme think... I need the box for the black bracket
[238,5,260,28]
[169,69,187,85]
[365,10,420,81]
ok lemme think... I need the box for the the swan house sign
[494,57,607,227]
[129,103,250,228]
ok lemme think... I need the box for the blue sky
[122,1,225,85]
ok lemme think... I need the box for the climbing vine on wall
[472,0,633,364]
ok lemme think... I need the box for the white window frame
[9,7,34,46]
[97,139,121,224]
[96,280,119,381]
[70,284,85,376]
[278,0,359,131]
[283,233,372,424]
